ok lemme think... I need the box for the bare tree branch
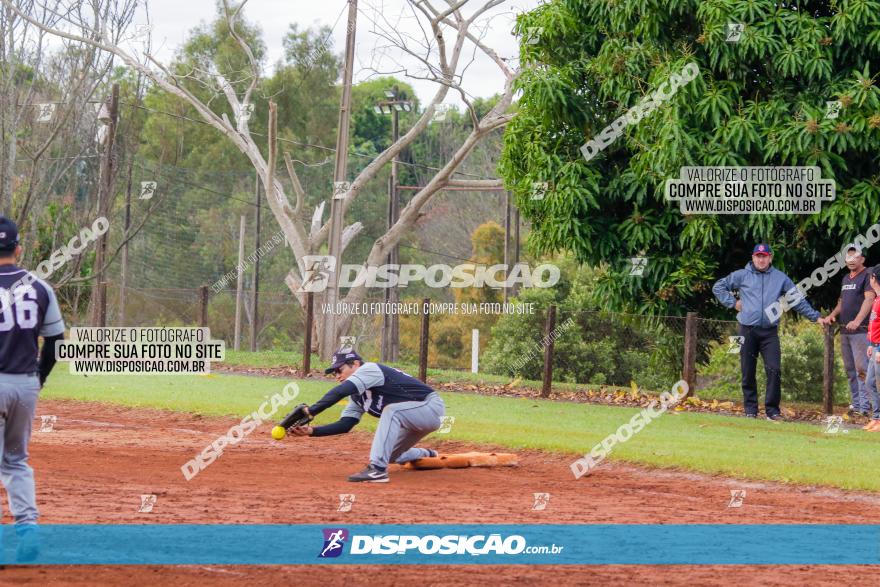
[3,0,521,353]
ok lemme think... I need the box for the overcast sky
[139,0,542,104]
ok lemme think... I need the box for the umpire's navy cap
[325,349,363,374]
[0,216,19,252]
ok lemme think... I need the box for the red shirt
[869,297,880,345]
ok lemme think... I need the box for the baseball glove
[277,403,313,430]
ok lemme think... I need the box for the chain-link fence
[391,304,850,409]
[56,281,854,409]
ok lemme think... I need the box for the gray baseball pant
[370,392,445,469]
[0,373,41,525]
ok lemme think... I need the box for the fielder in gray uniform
[0,217,65,537]
[291,349,445,483]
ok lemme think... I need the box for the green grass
[43,369,880,492]
[222,349,600,393]
[222,350,846,403]
[222,349,316,369]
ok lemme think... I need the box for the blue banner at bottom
[1,524,878,565]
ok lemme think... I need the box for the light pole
[326,0,358,360]
[374,86,412,362]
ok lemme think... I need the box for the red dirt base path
[1,399,879,586]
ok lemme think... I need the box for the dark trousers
[738,324,782,416]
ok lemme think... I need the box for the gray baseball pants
[370,392,445,469]
[0,373,40,525]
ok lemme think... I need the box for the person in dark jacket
[712,244,821,420]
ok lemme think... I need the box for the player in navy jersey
[291,349,445,482]
[0,217,65,538]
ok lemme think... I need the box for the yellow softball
[271,426,286,440]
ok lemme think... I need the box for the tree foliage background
[502,0,880,317]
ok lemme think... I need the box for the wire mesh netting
[55,274,855,404]
[20,106,851,406]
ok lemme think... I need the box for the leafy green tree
[398,221,505,368]
[350,77,418,155]
[342,77,418,266]
[139,9,266,170]
[265,24,342,157]
[481,253,681,389]
[502,0,880,317]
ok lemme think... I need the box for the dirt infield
[2,399,880,586]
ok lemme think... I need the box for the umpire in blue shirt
[712,244,821,420]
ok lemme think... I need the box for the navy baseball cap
[325,349,363,374]
[752,243,772,256]
[0,216,19,252]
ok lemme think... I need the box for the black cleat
[348,464,389,483]
[745,413,757,419]
[766,413,783,422]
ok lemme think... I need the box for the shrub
[482,288,681,391]
[697,319,848,404]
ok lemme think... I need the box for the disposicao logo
[317,530,564,557]
[349,533,527,555]
[319,528,349,558]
